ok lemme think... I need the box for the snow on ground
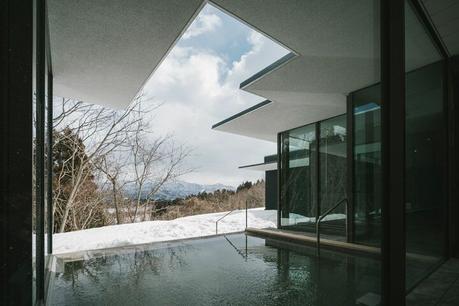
[280,213,346,225]
[51,208,277,255]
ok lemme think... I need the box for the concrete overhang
[239,154,277,171]
[421,0,459,56]
[239,162,277,172]
[48,0,204,108]
[212,0,450,141]
[212,99,344,142]
[210,0,380,141]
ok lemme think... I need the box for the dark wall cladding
[0,1,33,305]
[265,170,278,211]
[452,56,459,258]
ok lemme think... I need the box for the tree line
[152,180,265,221]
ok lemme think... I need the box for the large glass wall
[347,1,447,294]
[279,115,347,237]
[319,115,347,237]
[349,62,446,260]
[280,124,317,231]
[405,1,446,290]
[351,86,382,247]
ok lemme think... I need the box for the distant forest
[148,180,265,221]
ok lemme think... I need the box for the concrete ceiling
[213,0,446,141]
[48,0,204,108]
[422,0,459,56]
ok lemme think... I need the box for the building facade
[2,0,459,305]
[212,0,459,304]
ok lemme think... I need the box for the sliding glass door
[279,115,347,237]
[404,0,447,290]
[279,124,317,232]
[319,115,347,238]
[351,86,382,247]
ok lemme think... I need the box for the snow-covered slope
[124,180,235,200]
[51,208,276,255]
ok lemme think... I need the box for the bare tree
[53,95,156,232]
[128,125,192,222]
[52,95,192,231]
[95,155,128,224]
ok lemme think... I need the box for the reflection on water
[50,234,380,306]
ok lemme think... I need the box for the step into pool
[48,233,381,306]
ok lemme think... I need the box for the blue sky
[143,4,289,186]
[179,5,253,65]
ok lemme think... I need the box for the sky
[142,4,289,187]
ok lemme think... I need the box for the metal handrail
[215,200,250,235]
[215,200,248,235]
[215,210,236,235]
[315,198,348,256]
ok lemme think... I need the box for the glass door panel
[404,0,446,291]
[352,85,382,247]
[280,124,317,232]
[319,115,347,238]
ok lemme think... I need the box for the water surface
[50,233,380,306]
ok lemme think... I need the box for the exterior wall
[0,1,33,305]
[451,55,459,257]
[265,170,278,210]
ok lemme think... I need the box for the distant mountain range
[124,180,235,201]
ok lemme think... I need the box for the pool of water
[49,233,381,306]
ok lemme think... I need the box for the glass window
[279,115,347,238]
[352,85,382,247]
[280,124,317,231]
[405,0,445,291]
[319,115,347,238]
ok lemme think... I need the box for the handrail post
[316,218,321,256]
[245,200,248,230]
[215,209,237,235]
[315,198,347,258]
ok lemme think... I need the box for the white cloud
[226,30,288,87]
[182,13,222,40]
[143,22,288,186]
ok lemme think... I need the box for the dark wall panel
[265,170,278,211]
[451,56,459,258]
[0,1,33,305]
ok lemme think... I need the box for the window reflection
[280,124,317,231]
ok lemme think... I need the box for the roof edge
[211,99,271,129]
[239,52,297,90]
[238,162,267,169]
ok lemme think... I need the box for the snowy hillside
[51,208,276,255]
[124,180,235,200]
